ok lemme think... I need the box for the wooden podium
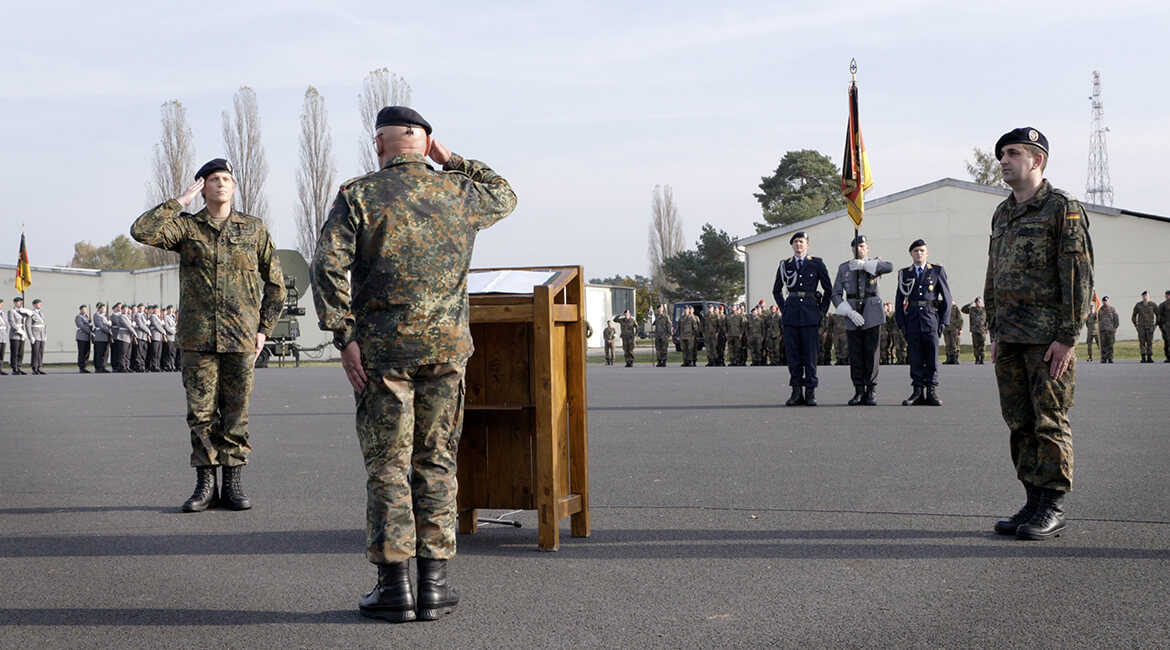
[457,266,590,551]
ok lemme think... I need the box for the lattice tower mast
[1086,70,1113,206]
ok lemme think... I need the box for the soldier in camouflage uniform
[312,107,516,623]
[986,128,1093,541]
[132,157,285,514]
[1132,291,1158,363]
[1083,303,1098,361]
[725,304,746,366]
[678,305,701,367]
[943,301,963,364]
[766,304,785,366]
[652,305,672,367]
[602,320,616,366]
[714,304,728,366]
[1096,296,1119,362]
[747,306,766,366]
[961,298,988,364]
[703,306,719,366]
[613,310,638,367]
[1159,290,1170,362]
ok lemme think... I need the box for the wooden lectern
[458,266,590,551]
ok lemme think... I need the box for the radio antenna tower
[1086,70,1113,206]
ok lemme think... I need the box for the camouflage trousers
[1136,327,1155,356]
[1099,330,1115,361]
[994,342,1075,492]
[971,332,985,363]
[944,330,961,357]
[357,362,465,564]
[654,337,669,364]
[603,341,614,365]
[181,351,254,467]
[1084,331,1097,359]
[681,337,696,366]
[621,336,635,365]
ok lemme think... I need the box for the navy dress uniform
[772,232,833,406]
[895,240,952,406]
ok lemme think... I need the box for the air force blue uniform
[773,256,833,388]
[894,264,952,388]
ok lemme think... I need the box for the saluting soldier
[895,239,951,406]
[29,299,47,375]
[75,304,94,373]
[1132,291,1158,363]
[613,310,638,367]
[652,305,672,367]
[943,301,963,364]
[773,231,833,406]
[1097,296,1119,363]
[132,157,285,513]
[830,234,893,405]
[986,127,1093,540]
[961,298,988,364]
[92,302,112,373]
[1159,290,1170,362]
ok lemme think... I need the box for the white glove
[848,311,866,327]
[863,259,880,275]
[834,301,854,317]
[847,259,864,271]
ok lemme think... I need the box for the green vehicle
[255,250,310,368]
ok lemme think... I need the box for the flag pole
[849,59,859,244]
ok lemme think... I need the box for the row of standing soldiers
[74,302,181,374]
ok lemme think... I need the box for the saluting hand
[177,178,204,208]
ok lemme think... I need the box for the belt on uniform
[789,291,817,298]
[906,300,934,307]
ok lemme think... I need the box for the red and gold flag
[15,231,31,293]
[841,82,873,229]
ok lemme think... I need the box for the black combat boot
[994,482,1039,535]
[923,386,941,406]
[804,387,817,406]
[785,386,805,407]
[863,385,877,406]
[1016,488,1067,540]
[181,466,218,512]
[847,386,865,406]
[416,558,459,621]
[220,465,252,510]
[359,562,416,623]
[902,387,922,406]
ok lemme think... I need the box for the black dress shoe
[804,388,817,406]
[863,385,877,406]
[847,386,865,406]
[785,387,805,406]
[902,387,922,406]
[922,386,941,406]
[359,562,416,623]
[416,558,459,621]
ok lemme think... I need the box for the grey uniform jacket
[0,309,7,339]
[164,314,177,342]
[8,308,30,341]
[830,258,894,330]
[149,314,166,342]
[29,310,47,342]
[113,312,136,343]
[134,312,151,342]
[75,313,93,341]
[93,312,112,343]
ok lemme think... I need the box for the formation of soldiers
[1,300,181,375]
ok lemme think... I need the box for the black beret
[995,127,1049,160]
[375,106,432,135]
[1102,296,1110,301]
[789,231,809,244]
[96,302,104,307]
[851,234,867,247]
[909,239,927,251]
[195,158,233,181]
[1141,291,1148,296]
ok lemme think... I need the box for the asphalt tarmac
[2,360,1168,648]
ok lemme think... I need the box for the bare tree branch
[144,99,193,266]
[222,86,270,226]
[647,184,685,302]
[295,86,337,261]
[358,67,412,173]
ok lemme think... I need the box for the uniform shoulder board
[810,256,822,262]
[339,171,376,191]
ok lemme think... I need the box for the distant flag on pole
[15,229,32,293]
[841,60,872,230]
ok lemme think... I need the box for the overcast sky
[3,0,1166,281]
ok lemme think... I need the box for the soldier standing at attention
[1159,290,1170,362]
[1132,291,1158,363]
[163,305,178,371]
[133,303,151,372]
[28,299,47,375]
[725,304,747,366]
[1097,296,1119,363]
[602,320,616,366]
[112,302,136,373]
[830,234,893,406]
[766,304,784,366]
[8,297,32,375]
[714,304,728,366]
[75,304,94,373]
[1083,302,1098,362]
[986,127,1093,540]
[313,106,516,623]
[703,307,719,366]
[678,305,701,367]
[747,306,766,366]
[614,310,638,367]
[895,239,951,406]
[0,298,7,375]
[93,302,112,373]
[943,301,962,364]
[961,298,989,364]
[149,305,166,372]
[652,305,672,367]
[773,231,832,406]
[132,157,285,513]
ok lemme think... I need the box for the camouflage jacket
[1097,305,1119,333]
[678,313,700,339]
[983,181,1093,346]
[1159,299,1170,328]
[765,311,783,339]
[652,313,672,340]
[1084,310,1098,335]
[944,308,962,334]
[725,312,746,338]
[602,326,616,343]
[1132,301,1157,328]
[747,313,765,339]
[960,303,987,333]
[613,314,637,339]
[131,201,285,352]
[312,153,516,369]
